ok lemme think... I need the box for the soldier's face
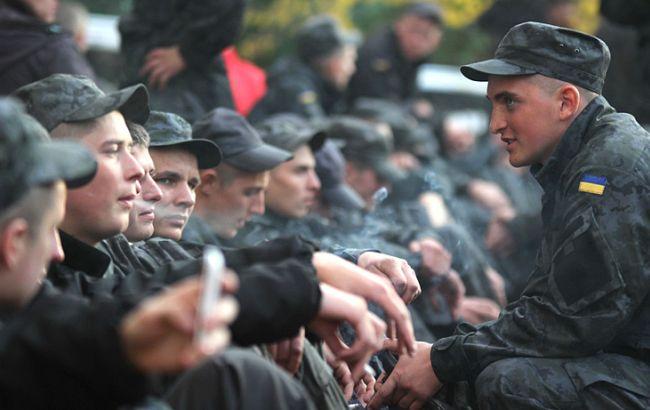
[1,182,66,308]
[124,145,162,242]
[487,75,565,167]
[150,149,200,240]
[266,145,321,219]
[326,45,357,90]
[60,112,144,245]
[395,15,442,62]
[203,166,269,239]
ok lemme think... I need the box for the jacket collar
[57,230,112,278]
[531,96,612,191]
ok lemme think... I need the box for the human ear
[0,219,29,270]
[558,85,581,121]
[198,169,218,196]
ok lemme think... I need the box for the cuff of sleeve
[178,43,213,70]
[429,335,471,383]
[333,248,379,264]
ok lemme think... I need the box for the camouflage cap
[256,113,326,153]
[296,15,360,63]
[193,108,292,173]
[461,22,611,93]
[0,98,97,213]
[145,111,222,169]
[328,116,405,184]
[13,74,149,131]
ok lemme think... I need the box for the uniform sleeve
[429,164,650,383]
[231,258,322,345]
[0,291,148,408]
[176,0,245,70]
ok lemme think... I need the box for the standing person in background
[347,2,443,104]
[119,0,245,123]
[0,0,95,94]
[249,15,359,122]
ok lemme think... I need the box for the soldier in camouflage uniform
[249,15,358,122]
[119,0,245,122]
[183,107,293,246]
[368,22,650,409]
[347,2,444,104]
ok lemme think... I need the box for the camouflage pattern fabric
[429,97,650,406]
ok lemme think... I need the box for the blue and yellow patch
[578,174,607,195]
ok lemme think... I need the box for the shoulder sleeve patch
[578,174,607,195]
[299,91,318,105]
[371,58,391,72]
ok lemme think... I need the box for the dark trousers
[475,353,650,409]
[164,347,315,410]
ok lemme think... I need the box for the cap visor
[153,139,222,169]
[65,84,150,125]
[375,161,406,184]
[226,144,293,173]
[31,139,97,189]
[322,184,365,210]
[460,59,537,81]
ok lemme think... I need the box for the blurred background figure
[249,14,359,122]
[119,0,245,122]
[348,2,444,104]
[0,0,95,94]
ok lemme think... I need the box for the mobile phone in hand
[195,246,225,345]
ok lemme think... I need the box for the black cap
[315,140,365,210]
[192,108,292,173]
[328,116,405,184]
[145,111,222,169]
[296,15,360,63]
[402,2,444,26]
[256,113,327,153]
[13,74,149,131]
[351,98,436,159]
[461,21,610,94]
[0,98,97,212]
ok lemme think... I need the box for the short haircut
[126,121,150,148]
[0,185,55,238]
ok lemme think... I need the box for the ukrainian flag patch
[578,174,607,195]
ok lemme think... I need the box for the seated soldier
[369,22,650,409]
[0,98,239,409]
[186,107,292,246]
[13,74,392,409]
[123,121,163,242]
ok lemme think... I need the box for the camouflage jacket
[249,57,345,122]
[430,97,650,382]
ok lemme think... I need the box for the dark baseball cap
[315,140,365,210]
[192,108,292,173]
[402,2,444,26]
[145,111,221,169]
[296,15,360,63]
[351,98,436,159]
[0,98,97,212]
[460,21,610,94]
[256,113,327,153]
[328,116,405,184]
[13,74,149,131]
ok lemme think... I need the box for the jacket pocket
[548,208,624,314]
[563,354,650,399]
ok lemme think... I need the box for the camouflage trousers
[474,353,650,409]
